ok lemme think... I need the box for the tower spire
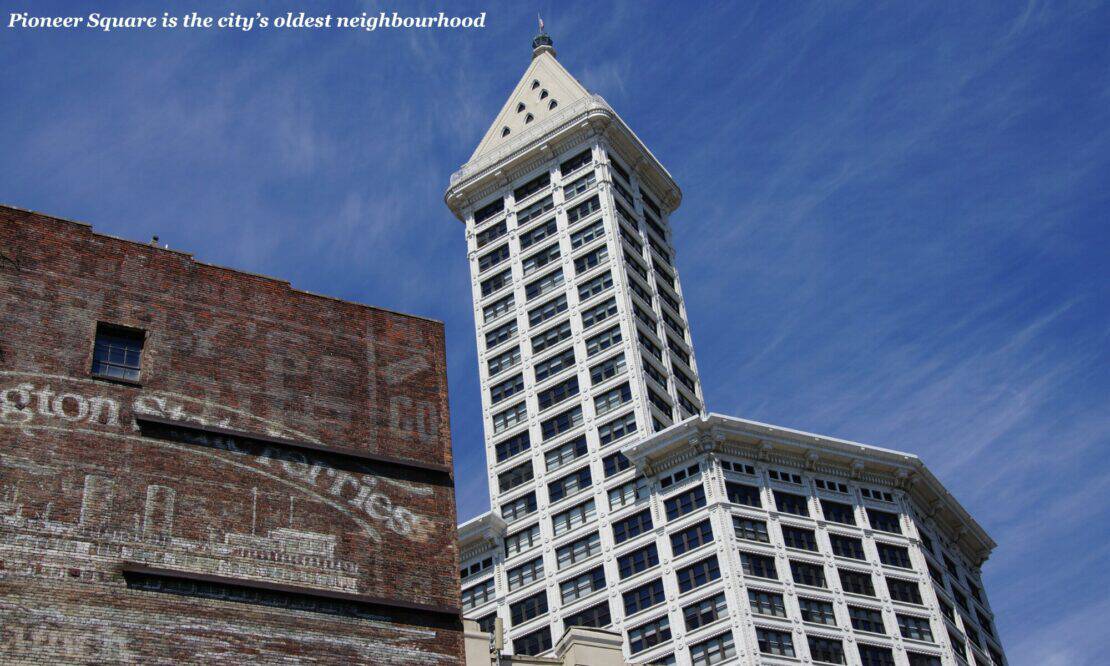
[532,15,555,59]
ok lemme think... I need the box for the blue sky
[2,1,1107,662]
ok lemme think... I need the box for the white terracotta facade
[447,33,1007,666]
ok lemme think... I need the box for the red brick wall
[0,206,463,664]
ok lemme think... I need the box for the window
[497,460,533,492]
[545,435,588,472]
[646,388,672,419]
[726,482,762,507]
[608,477,650,511]
[787,561,824,589]
[461,579,495,610]
[518,217,558,249]
[489,373,524,404]
[541,405,582,440]
[476,219,508,248]
[563,171,597,199]
[540,89,549,99]
[487,345,520,376]
[516,194,555,226]
[670,519,713,556]
[857,644,896,666]
[821,499,856,525]
[581,297,618,330]
[830,533,865,560]
[532,320,571,354]
[938,598,955,622]
[548,465,590,503]
[473,197,505,225]
[501,491,537,522]
[947,629,968,661]
[839,569,875,596]
[478,243,510,272]
[740,552,777,580]
[768,469,802,484]
[677,555,720,593]
[526,295,568,328]
[91,324,144,381]
[512,627,551,656]
[548,100,558,109]
[782,525,818,551]
[756,628,795,657]
[888,578,923,605]
[531,80,540,90]
[492,401,527,434]
[551,499,595,537]
[560,566,605,603]
[537,376,579,411]
[534,347,575,383]
[878,542,912,568]
[589,352,626,385]
[775,491,809,516]
[602,451,630,477]
[513,172,550,201]
[612,509,653,544]
[504,523,540,558]
[867,508,902,534]
[628,615,670,654]
[626,252,649,280]
[564,601,610,629]
[640,189,662,217]
[494,430,530,463]
[623,578,665,615]
[574,244,609,274]
[799,597,837,626]
[609,157,630,183]
[480,267,512,297]
[689,632,736,666]
[483,294,515,322]
[556,531,600,569]
[907,654,943,666]
[577,270,613,300]
[664,485,706,521]
[501,127,510,137]
[898,614,934,642]
[861,487,895,502]
[809,637,846,664]
[849,605,885,633]
[570,218,605,250]
[733,517,770,543]
[460,556,494,581]
[721,460,756,475]
[585,325,621,357]
[659,464,699,489]
[476,613,496,633]
[560,149,592,176]
[617,543,659,579]
[566,195,601,225]
[747,589,786,618]
[507,556,544,591]
[522,242,560,276]
[598,411,636,445]
[525,268,564,301]
[485,320,517,350]
[953,588,969,611]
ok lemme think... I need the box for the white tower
[448,28,1007,666]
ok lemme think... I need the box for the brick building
[0,205,463,664]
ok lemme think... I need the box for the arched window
[501,127,511,137]
[549,100,558,110]
[516,102,526,113]
[540,89,549,100]
[531,80,540,90]
[525,113,534,124]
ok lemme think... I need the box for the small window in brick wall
[91,323,144,382]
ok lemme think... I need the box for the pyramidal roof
[468,35,590,163]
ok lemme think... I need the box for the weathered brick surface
[0,206,463,664]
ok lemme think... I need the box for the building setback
[0,205,463,664]
[447,30,1008,666]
